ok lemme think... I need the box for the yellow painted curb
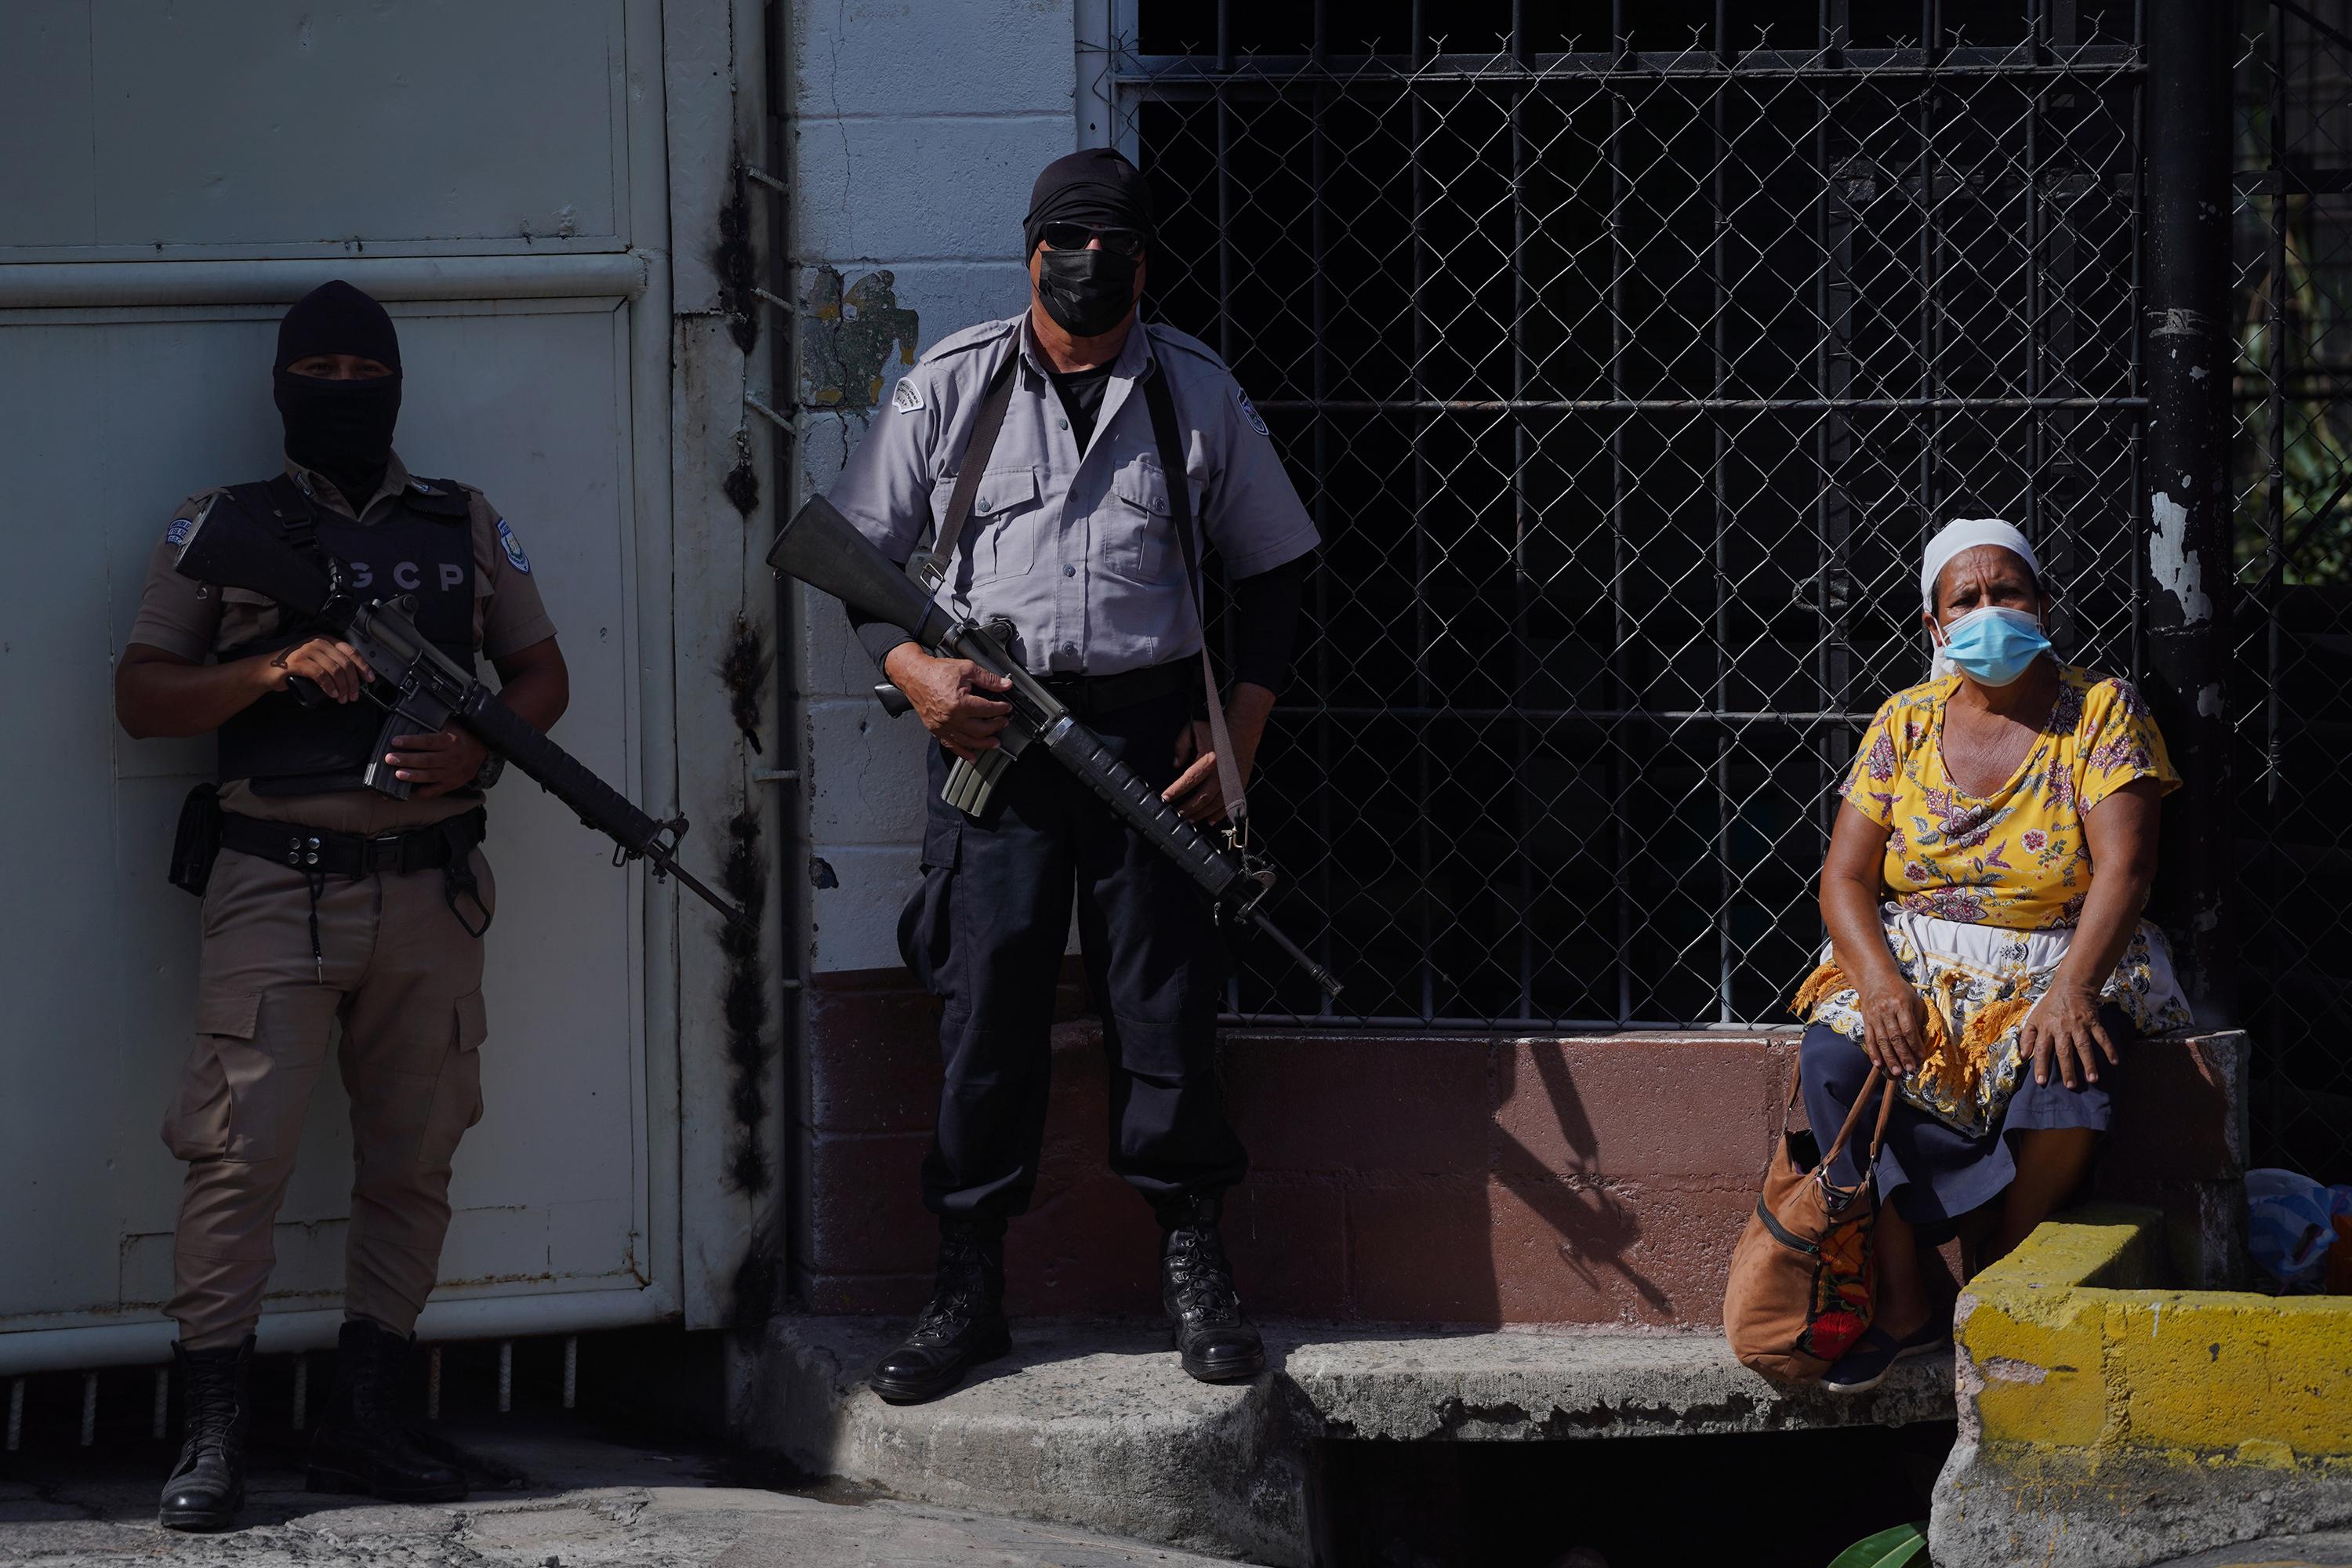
[1963,1206,2352,1460]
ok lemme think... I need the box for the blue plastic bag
[2248,1168,2335,1291]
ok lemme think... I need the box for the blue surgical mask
[1931,606,2052,687]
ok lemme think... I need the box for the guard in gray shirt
[826,148,1319,1403]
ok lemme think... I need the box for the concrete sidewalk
[0,1420,1234,1567]
[745,1316,1958,1564]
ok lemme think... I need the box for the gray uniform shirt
[826,312,1319,678]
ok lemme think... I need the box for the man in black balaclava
[116,280,572,1530]
[272,278,405,513]
[825,150,1321,1403]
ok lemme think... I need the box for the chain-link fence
[2234,0,2352,1181]
[1109,3,2154,1028]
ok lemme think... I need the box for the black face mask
[1035,247,1140,339]
[274,368,401,487]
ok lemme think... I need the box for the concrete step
[742,1316,1956,1565]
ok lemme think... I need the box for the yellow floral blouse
[1842,665,2182,931]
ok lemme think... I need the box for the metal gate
[1109,3,2155,1029]
[2234,0,2352,1181]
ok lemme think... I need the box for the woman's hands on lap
[2020,985,2117,1090]
[1857,975,1929,1079]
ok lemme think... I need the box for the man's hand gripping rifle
[171,506,748,929]
[767,495,1342,1000]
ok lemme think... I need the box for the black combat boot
[158,1336,252,1531]
[1158,1194,1265,1383]
[307,1319,467,1502]
[869,1218,1011,1404]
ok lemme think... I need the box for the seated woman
[1791,517,2192,1393]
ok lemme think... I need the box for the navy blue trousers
[898,687,1247,1222]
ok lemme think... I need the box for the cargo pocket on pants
[419,989,488,1173]
[161,994,262,1162]
[898,818,960,991]
[163,989,338,1167]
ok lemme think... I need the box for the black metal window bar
[2234,0,2352,1181]
[1112,2,2151,1029]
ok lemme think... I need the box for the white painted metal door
[0,0,691,1372]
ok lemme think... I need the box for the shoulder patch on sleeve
[891,377,926,414]
[163,493,220,550]
[1235,385,1270,437]
[495,517,532,575]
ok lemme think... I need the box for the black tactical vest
[212,474,477,796]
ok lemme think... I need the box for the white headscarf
[1920,517,2041,612]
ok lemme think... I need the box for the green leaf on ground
[1828,1521,1930,1568]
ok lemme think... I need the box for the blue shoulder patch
[1235,386,1270,437]
[495,517,532,575]
[165,517,195,547]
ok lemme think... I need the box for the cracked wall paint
[798,266,920,409]
[2149,487,2214,624]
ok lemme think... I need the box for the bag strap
[1816,1065,1901,1176]
[1139,359,1247,826]
[916,334,1022,592]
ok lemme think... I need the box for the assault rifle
[767,494,1344,1000]
[172,505,747,928]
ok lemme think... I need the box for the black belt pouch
[168,783,223,897]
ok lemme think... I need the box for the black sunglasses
[1039,223,1147,257]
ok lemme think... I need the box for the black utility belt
[220,808,488,877]
[1034,659,1191,718]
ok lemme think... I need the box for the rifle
[171,503,748,929]
[767,494,1344,1000]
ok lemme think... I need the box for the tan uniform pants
[162,845,493,1348]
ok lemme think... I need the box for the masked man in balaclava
[825,149,1320,1402]
[116,281,571,1530]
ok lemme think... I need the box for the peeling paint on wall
[719,801,783,1330]
[713,166,760,355]
[720,804,773,1207]
[723,427,760,519]
[797,266,920,409]
[721,614,770,757]
[2149,487,2215,624]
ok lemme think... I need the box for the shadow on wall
[794,978,1787,1326]
[1492,1042,1671,1319]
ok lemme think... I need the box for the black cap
[1022,147,1155,257]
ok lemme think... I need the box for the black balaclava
[272,280,403,507]
[1022,148,1154,339]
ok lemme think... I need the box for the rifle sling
[923,337,1022,586]
[1140,361,1248,826]
[924,326,1247,826]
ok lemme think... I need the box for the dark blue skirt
[1798,1006,2132,1240]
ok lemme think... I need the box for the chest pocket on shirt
[1107,457,1200,585]
[934,466,1042,581]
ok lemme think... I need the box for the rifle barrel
[659,857,750,930]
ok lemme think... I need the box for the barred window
[1119,3,2149,1027]
[2234,1,2352,1177]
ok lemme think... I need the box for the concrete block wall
[779,0,1084,1305]
[795,1000,1786,1323]
[783,0,1080,971]
[795,993,2249,1326]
